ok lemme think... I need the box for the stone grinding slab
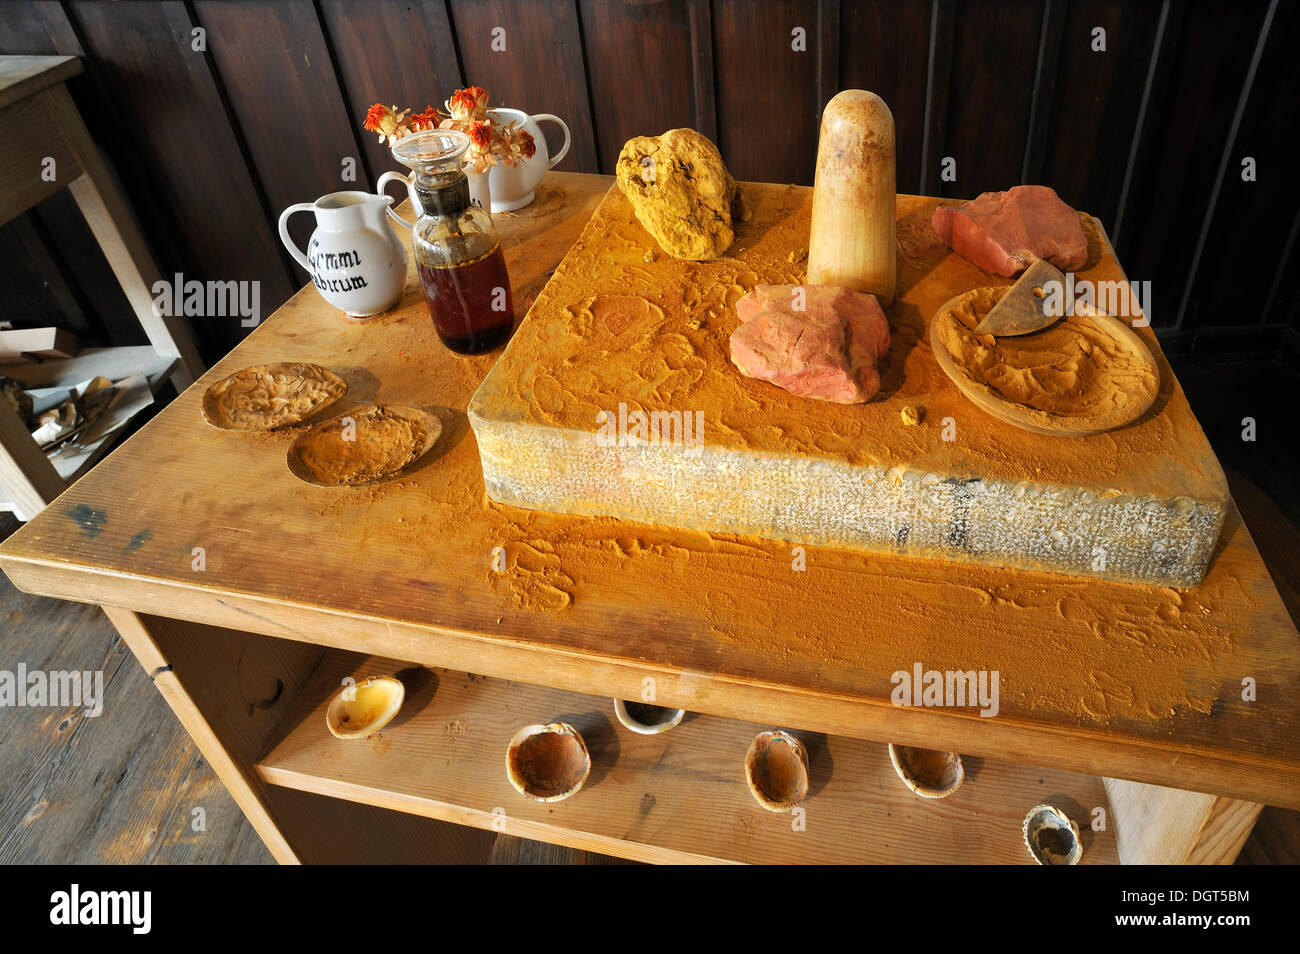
[469,183,1229,586]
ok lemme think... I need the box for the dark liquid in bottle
[417,246,515,354]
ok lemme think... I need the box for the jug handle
[277,202,315,271]
[377,172,417,229]
[531,114,571,169]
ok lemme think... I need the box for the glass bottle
[389,130,515,355]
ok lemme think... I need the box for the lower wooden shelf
[257,650,1119,864]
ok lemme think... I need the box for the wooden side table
[0,55,204,519]
[0,174,1295,864]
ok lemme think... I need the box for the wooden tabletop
[2,171,1298,810]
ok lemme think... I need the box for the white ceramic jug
[278,191,407,318]
[487,108,571,211]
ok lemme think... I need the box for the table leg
[102,606,301,862]
[0,398,64,519]
[100,607,496,864]
[1104,777,1263,864]
[42,85,204,392]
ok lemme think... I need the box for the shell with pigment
[1022,804,1084,865]
[506,722,591,802]
[745,730,810,812]
[325,675,404,740]
[888,743,965,799]
[614,699,686,735]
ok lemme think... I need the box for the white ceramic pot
[487,108,571,212]
[278,191,407,318]
[466,169,491,213]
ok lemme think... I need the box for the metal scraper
[974,258,1069,336]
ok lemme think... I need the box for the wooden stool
[0,55,204,519]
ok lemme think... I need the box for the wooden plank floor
[0,353,1297,864]
[0,517,271,864]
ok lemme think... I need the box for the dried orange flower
[447,85,490,121]
[410,105,438,131]
[467,119,494,150]
[362,103,413,144]
[464,120,495,173]
[362,103,388,132]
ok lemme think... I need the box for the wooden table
[1,172,1296,864]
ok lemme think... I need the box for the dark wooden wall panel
[447,0,598,173]
[193,1,367,263]
[320,0,464,187]
[714,0,821,185]
[1019,0,1067,188]
[1115,0,1269,330]
[68,0,296,356]
[839,0,931,195]
[1038,0,1162,230]
[939,0,1044,198]
[0,217,84,330]
[579,0,697,174]
[1275,226,1300,331]
[920,0,954,195]
[33,190,147,348]
[687,0,718,141]
[1186,1,1298,331]
[2,0,1298,364]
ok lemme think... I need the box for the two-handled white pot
[488,108,570,211]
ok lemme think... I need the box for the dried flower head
[464,120,496,173]
[362,103,413,144]
[447,85,490,121]
[467,119,494,151]
[362,103,388,132]
[410,105,439,131]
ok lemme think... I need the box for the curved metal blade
[975,258,1068,336]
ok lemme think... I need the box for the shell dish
[506,722,591,802]
[1022,803,1084,865]
[745,729,810,812]
[325,675,404,740]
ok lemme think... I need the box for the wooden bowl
[505,723,591,802]
[286,404,442,487]
[325,674,404,740]
[614,698,686,735]
[888,743,965,798]
[744,729,809,812]
[930,290,1158,437]
[1022,804,1084,865]
[201,362,347,431]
